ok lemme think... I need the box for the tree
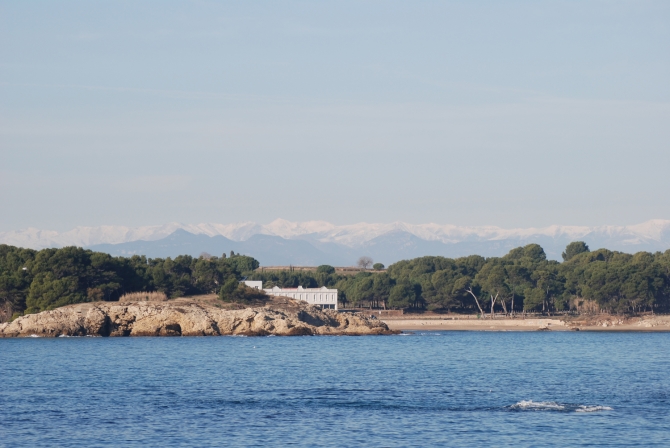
[357,256,373,269]
[338,290,349,309]
[219,281,267,304]
[525,267,563,312]
[6,239,670,322]
[352,275,375,307]
[372,274,392,309]
[562,241,590,262]
[475,262,509,317]
[373,263,385,270]
[457,277,486,316]
[504,264,530,314]
[26,273,82,313]
[389,280,414,309]
[316,265,335,275]
[523,286,545,311]
[218,277,239,302]
[0,244,262,320]
[193,257,222,293]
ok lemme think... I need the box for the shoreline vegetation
[2,241,670,334]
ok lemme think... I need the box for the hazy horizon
[2,1,669,232]
[4,216,670,234]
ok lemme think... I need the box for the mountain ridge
[2,219,670,265]
[3,218,670,248]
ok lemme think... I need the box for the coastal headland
[0,296,395,338]
[3,293,669,336]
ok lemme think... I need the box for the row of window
[268,292,336,303]
[294,294,335,302]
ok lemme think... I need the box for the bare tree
[199,252,212,260]
[357,256,373,269]
[489,292,499,319]
[465,286,486,317]
[500,296,508,315]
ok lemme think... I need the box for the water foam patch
[509,400,612,413]
[510,400,565,411]
[575,405,613,413]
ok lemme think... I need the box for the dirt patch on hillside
[169,294,301,312]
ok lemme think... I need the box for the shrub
[219,281,267,305]
[119,291,169,302]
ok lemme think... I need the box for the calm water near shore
[1,332,669,447]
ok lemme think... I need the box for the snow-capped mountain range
[2,219,670,265]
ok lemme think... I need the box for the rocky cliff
[0,299,395,337]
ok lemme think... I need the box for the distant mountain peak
[2,219,670,264]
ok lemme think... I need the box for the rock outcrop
[0,300,395,337]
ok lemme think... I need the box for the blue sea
[1,332,669,447]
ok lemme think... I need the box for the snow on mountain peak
[1,219,670,251]
[263,219,336,238]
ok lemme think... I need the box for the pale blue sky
[1,0,669,231]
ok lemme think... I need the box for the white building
[242,280,263,290]
[264,285,338,310]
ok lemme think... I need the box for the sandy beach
[382,314,670,332]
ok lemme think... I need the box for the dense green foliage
[562,241,590,261]
[0,245,259,319]
[249,244,670,314]
[3,242,670,320]
[218,280,267,304]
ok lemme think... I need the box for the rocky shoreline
[0,299,396,337]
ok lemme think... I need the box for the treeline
[0,245,258,321]
[3,242,670,321]
[249,242,670,314]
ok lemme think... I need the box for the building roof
[267,286,336,292]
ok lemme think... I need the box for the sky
[1,0,669,232]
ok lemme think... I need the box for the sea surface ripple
[1,332,669,447]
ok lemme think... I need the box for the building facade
[263,285,338,310]
[242,281,338,310]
